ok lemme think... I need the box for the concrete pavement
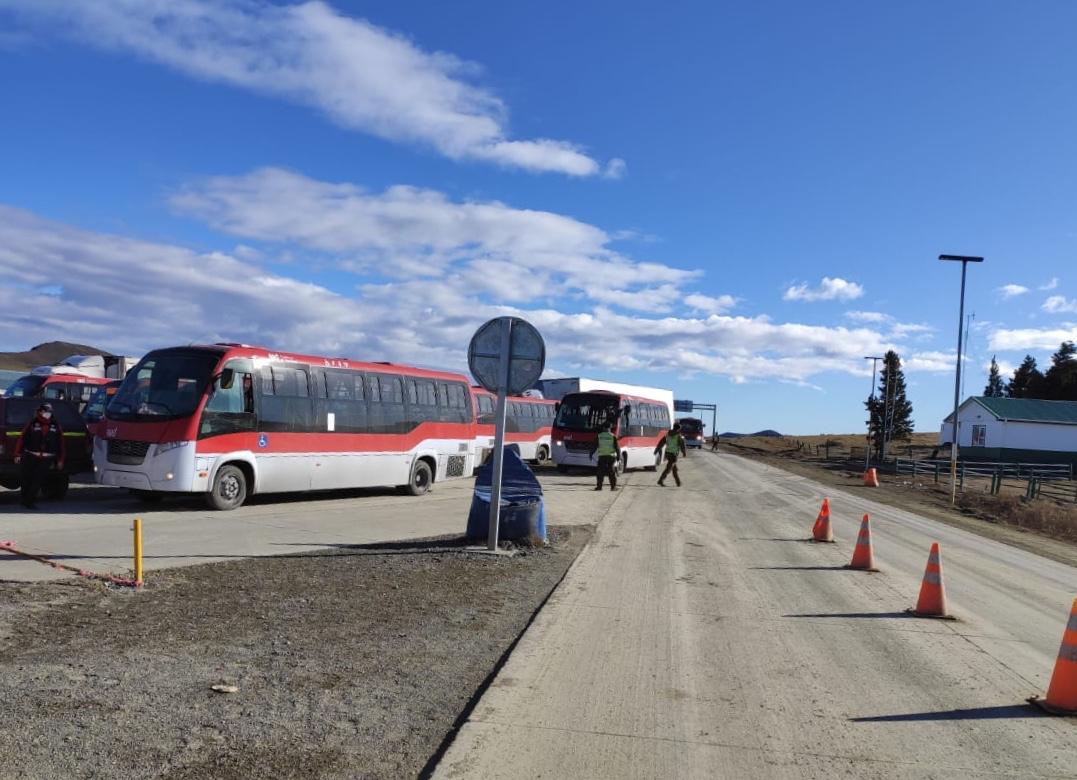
[435,452,1077,778]
[0,470,609,582]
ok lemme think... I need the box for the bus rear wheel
[534,446,550,466]
[616,454,627,475]
[404,460,433,496]
[207,465,247,511]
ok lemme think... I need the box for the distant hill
[0,341,111,371]
[720,430,782,439]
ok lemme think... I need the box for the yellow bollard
[133,517,144,586]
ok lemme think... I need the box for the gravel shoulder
[0,526,592,780]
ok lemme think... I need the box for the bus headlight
[155,441,189,456]
[555,440,563,446]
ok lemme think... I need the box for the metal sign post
[468,317,545,551]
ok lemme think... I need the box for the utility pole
[940,255,984,505]
[960,312,975,400]
[864,356,883,469]
[881,358,894,462]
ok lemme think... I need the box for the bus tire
[130,489,164,504]
[405,459,433,496]
[207,464,247,511]
[646,451,661,472]
[534,446,550,466]
[616,453,627,475]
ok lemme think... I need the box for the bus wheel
[646,451,661,472]
[535,446,550,466]
[207,465,247,511]
[616,454,627,475]
[130,489,164,504]
[405,460,433,496]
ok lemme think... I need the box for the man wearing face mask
[13,402,66,508]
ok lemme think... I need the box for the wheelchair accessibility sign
[258,434,269,448]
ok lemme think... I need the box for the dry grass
[957,491,1077,542]
[726,432,939,459]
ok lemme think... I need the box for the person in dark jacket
[655,423,687,487]
[13,402,65,508]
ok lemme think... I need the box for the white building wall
[940,401,1077,452]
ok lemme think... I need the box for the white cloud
[1042,295,1077,314]
[604,158,627,180]
[0,204,905,385]
[903,351,958,373]
[1041,277,1060,291]
[1,0,605,176]
[783,277,864,302]
[684,293,737,315]
[845,310,891,324]
[889,322,935,339]
[170,167,696,313]
[990,326,1077,352]
[997,283,1030,299]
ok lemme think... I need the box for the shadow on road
[850,704,1045,722]
[782,611,915,619]
[750,565,853,571]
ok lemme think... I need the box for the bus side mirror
[219,368,235,390]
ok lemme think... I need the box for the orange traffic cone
[1029,597,1077,715]
[810,498,835,543]
[863,468,879,487]
[906,542,955,619]
[844,514,878,571]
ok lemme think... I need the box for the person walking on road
[710,433,720,452]
[589,422,621,491]
[13,402,65,509]
[655,423,687,487]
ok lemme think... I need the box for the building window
[971,424,986,447]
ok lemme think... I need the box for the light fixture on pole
[863,356,883,470]
[939,254,984,505]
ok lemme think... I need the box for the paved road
[436,452,1077,778]
[0,470,611,582]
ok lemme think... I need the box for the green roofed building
[940,396,1077,465]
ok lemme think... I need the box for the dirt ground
[0,526,591,780]
[720,441,1077,569]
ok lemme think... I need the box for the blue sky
[1,1,1076,435]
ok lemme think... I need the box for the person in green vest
[588,421,622,491]
[655,423,687,487]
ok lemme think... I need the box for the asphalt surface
[436,451,1077,778]
[0,471,608,582]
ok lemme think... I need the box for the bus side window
[200,361,255,438]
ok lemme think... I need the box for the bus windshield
[554,394,620,432]
[2,375,45,398]
[680,419,703,435]
[107,351,219,421]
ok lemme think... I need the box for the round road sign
[468,317,545,395]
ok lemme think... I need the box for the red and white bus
[551,391,671,473]
[3,373,113,413]
[472,389,557,466]
[94,344,478,509]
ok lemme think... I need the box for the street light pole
[940,254,984,505]
[863,356,883,470]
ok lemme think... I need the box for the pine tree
[983,356,1005,397]
[1041,341,1077,400]
[864,350,914,460]
[1006,355,1043,398]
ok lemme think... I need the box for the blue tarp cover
[473,445,543,500]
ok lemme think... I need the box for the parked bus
[678,417,705,448]
[3,373,113,413]
[472,388,557,465]
[94,344,478,509]
[551,390,671,473]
